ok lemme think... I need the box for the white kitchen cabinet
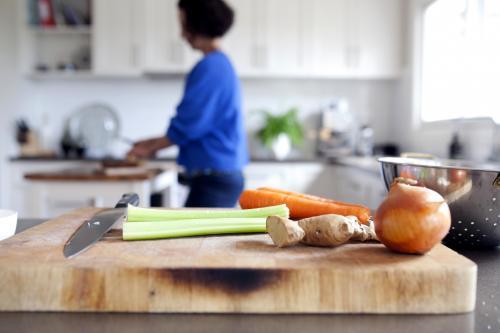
[225,0,401,78]
[243,162,385,209]
[21,0,402,78]
[308,0,350,77]
[143,0,199,73]
[306,0,402,78]
[265,0,304,75]
[25,170,178,219]
[223,0,271,75]
[330,165,387,210]
[353,0,402,77]
[92,0,146,76]
[243,163,327,194]
[225,0,310,76]
[8,160,180,218]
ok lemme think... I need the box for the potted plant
[257,108,304,160]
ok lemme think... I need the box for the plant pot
[271,133,292,160]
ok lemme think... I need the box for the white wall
[22,77,397,159]
[0,0,22,209]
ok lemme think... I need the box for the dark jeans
[182,171,244,208]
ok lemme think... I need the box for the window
[421,0,500,123]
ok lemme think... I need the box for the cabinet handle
[169,41,184,65]
[253,45,267,69]
[345,45,360,69]
[352,46,360,68]
[131,44,139,67]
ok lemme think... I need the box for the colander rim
[378,157,500,173]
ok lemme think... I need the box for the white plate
[68,103,121,157]
[0,210,17,241]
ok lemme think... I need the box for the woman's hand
[126,137,171,160]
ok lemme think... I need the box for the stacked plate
[66,103,121,158]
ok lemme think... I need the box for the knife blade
[63,193,140,258]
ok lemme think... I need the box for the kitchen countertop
[0,219,498,333]
[10,155,383,174]
[9,155,324,163]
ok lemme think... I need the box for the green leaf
[256,108,304,148]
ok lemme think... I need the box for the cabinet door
[224,0,269,75]
[243,164,286,190]
[143,0,198,73]
[265,0,304,75]
[308,0,350,77]
[354,0,402,77]
[93,0,145,76]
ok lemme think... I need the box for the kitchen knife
[63,193,140,258]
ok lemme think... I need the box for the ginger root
[346,216,378,242]
[298,214,355,247]
[267,214,377,248]
[266,215,305,248]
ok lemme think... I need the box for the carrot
[239,189,371,224]
[258,187,365,208]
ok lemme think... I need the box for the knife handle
[115,193,140,208]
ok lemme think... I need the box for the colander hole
[493,197,497,201]
[471,222,475,225]
[483,234,487,237]
[494,223,498,227]
[458,221,462,224]
[459,233,462,236]
[489,208,493,212]
[464,228,468,231]
[470,234,474,237]
[483,301,487,306]
[451,226,455,229]
[486,217,489,221]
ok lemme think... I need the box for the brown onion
[374,179,451,254]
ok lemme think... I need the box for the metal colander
[379,157,500,249]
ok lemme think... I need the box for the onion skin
[375,182,451,254]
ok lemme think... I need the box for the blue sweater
[166,51,248,173]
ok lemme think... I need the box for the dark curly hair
[178,0,234,38]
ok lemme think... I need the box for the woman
[128,0,248,208]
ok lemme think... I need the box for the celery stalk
[126,204,289,222]
[122,218,266,241]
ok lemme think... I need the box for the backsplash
[16,78,398,159]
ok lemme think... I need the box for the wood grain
[0,208,477,313]
[24,168,163,181]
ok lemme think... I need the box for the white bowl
[0,210,17,241]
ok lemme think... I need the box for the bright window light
[421,0,500,123]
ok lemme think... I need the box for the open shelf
[27,70,95,80]
[30,26,93,35]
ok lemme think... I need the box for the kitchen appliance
[379,157,500,248]
[316,99,357,157]
[355,125,374,156]
[63,193,139,258]
[0,208,476,314]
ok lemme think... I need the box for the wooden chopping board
[0,208,477,314]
